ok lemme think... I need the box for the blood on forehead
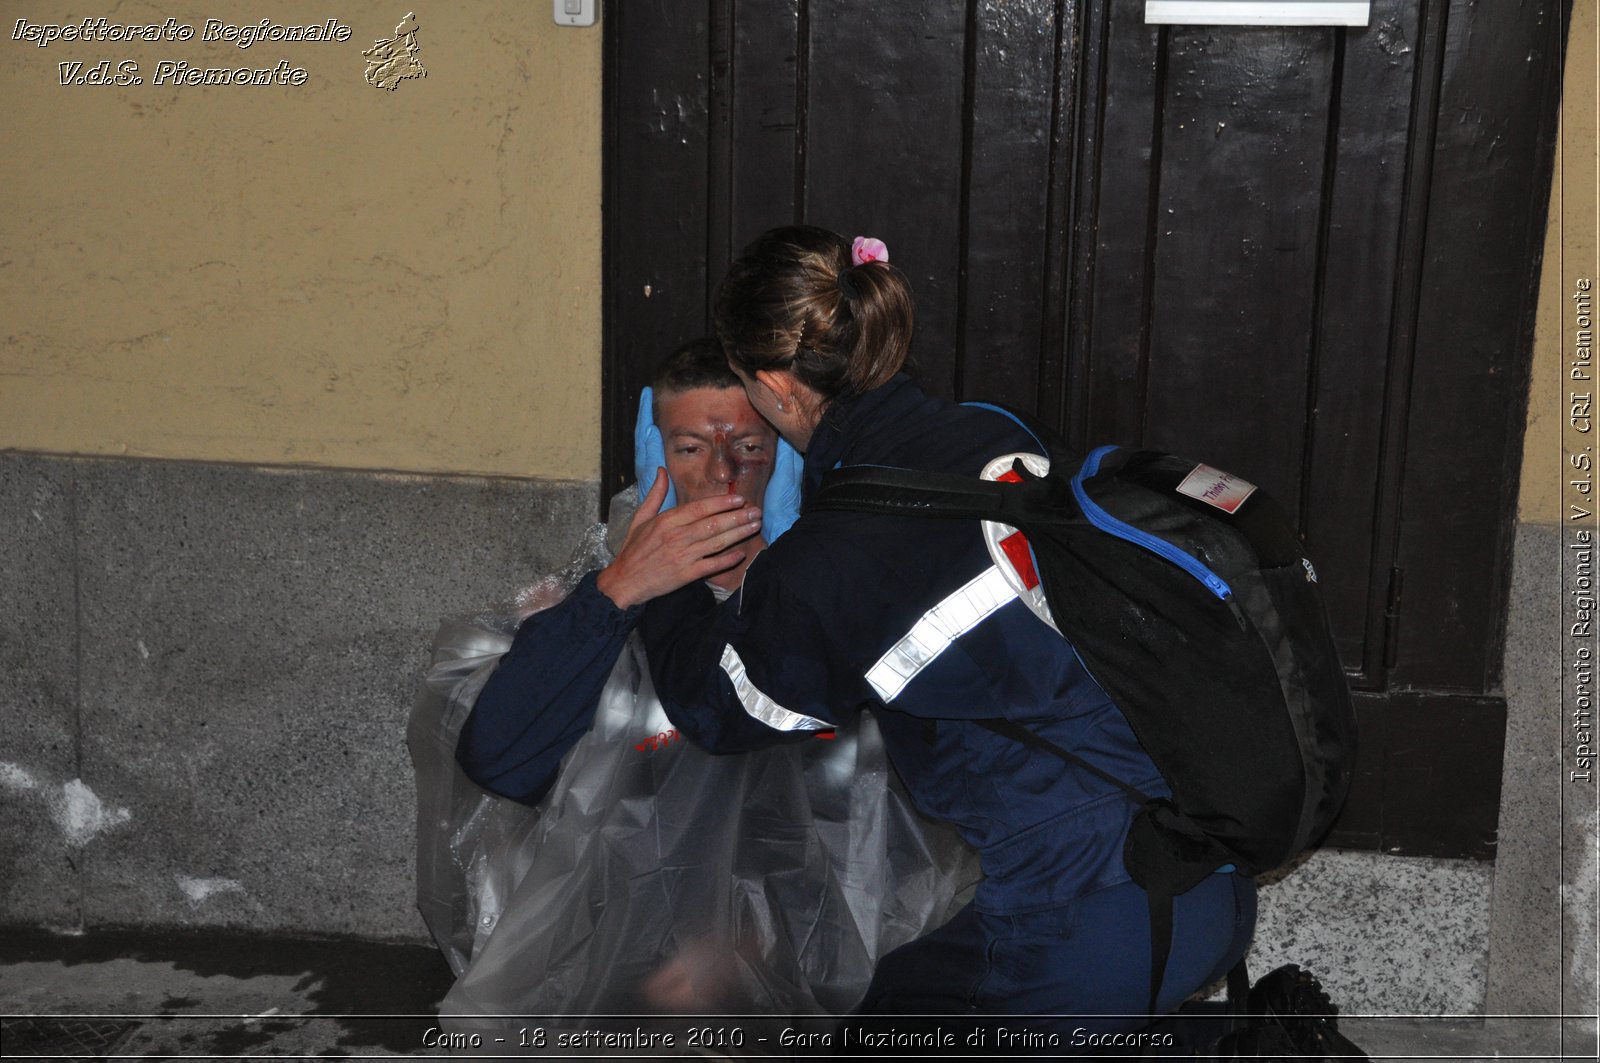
[657,387,772,441]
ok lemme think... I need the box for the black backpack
[808,404,1357,1011]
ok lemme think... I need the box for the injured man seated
[408,338,978,1026]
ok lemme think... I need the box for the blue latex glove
[632,386,804,542]
[762,438,803,542]
[633,387,678,512]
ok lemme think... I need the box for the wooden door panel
[723,0,802,269]
[601,2,714,496]
[958,0,1067,411]
[1142,27,1336,506]
[1303,0,1421,683]
[1077,2,1164,450]
[1390,0,1566,693]
[604,0,1569,856]
[804,1,970,396]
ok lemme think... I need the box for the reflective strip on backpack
[866,564,1018,702]
[719,644,831,732]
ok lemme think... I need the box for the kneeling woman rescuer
[637,225,1256,1040]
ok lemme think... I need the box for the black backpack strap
[1227,959,1251,1019]
[808,465,1012,521]
[974,717,1151,806]
[809,461,1083,536]
[1148,889,1176,1017]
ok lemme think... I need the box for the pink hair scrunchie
[851,236,889,266]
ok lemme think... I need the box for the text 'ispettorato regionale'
[14,18,354,87]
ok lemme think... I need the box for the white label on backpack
[1176,464,1258,514]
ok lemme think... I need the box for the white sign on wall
[1146,1,1370,25]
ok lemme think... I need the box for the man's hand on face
[595,472,763,611]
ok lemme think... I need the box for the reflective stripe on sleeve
[866,564,1019,703]
[718,644,831,732]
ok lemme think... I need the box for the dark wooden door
[602,0,1569,858]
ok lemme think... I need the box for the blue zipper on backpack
[1074,446,1234,601]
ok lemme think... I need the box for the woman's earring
[775,398,785,413]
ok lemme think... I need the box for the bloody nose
[709,432,735,483]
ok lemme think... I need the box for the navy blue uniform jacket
[640,374,1170,915]
[456,571,640,805]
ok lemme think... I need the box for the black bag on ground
[808,406,1358,1009]
[1143,965,1370,1059]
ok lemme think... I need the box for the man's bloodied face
[655,385,777,508]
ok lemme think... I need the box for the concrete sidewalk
[0,926,1590,1059]
[1,926,452,1058]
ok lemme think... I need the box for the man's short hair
[651,338,740,399]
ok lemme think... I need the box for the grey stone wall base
[1486,521,1598,1023]
[0,460,79,927]
[0,452,595,940]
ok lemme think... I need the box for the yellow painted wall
[0,3,601,479]
[1523,0,1596,523]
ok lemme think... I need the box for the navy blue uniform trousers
[855,871,1256,1050]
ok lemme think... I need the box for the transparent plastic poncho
[408,489,981,1023]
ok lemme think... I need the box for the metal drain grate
[1,1018,145,1060]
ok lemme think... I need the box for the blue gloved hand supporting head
[762,438,803,542]
[634,387,678,512]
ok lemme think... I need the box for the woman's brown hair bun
[715,225,913,403]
